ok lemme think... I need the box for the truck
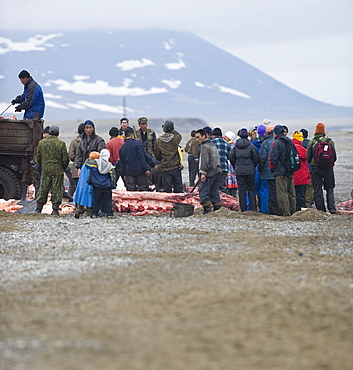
[0,118,43,200]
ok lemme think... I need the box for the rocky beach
[1,130,353,369]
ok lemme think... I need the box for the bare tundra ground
[1,131,353,370]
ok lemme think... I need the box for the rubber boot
[74,204,84,218]
[52,203,60,216]
[203,205,212,214]
[35,203,44,214]
[86,207,93,217]
[213,204,221,212]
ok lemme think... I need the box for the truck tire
[0,167,22,200]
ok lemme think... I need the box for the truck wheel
[0,167,22,200]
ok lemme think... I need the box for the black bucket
[172,203,195,218]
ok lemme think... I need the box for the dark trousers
[114,167,123,185]
[69,177,78,197]
[219,171,228,193]
[267,179,280,215]
[188,154,198,187]
[199,172,221,206]
[162,168,183,193]
[126,174,149,191]
[92,188,113,216]
[311,166,336,212]
[295,184,305,211]
[237,174,256,212]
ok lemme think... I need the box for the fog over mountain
[1,29,352,122]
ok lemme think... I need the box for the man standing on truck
[35,126,69,215]
[11,70,45,119]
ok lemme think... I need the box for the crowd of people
[10,71,337,217]
[33,116,338,217]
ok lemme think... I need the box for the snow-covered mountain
[1,29,352,122]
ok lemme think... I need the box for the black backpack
[280,137,301,175]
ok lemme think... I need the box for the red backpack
[313,137,335,169]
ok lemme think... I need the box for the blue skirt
[74,164,94,207]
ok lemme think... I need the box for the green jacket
[184,137,199,157]
[154,130,182,171]
[307,133,336,167]
[36,136,69,175]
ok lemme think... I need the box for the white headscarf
[96,149,114,174]
[100,149,110,162]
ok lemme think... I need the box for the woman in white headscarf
[86,149,116,217]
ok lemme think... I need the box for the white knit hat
[224,131,236,142]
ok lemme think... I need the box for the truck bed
[0,118,43,157]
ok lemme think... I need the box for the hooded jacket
[229,138,259,176]
[86,150,115,189]
[154,130,182,171]
[259,134,275,180]
[76,131,106,169]
[292,139,310,185]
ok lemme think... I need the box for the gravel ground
[1,131,353,370]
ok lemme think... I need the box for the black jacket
[76,132,106,169]
[229,138,259,176]
[269,134,292,177]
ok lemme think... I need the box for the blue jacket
[87,164,115,189]
[119,138,155,177]
[259,134,275,180]
[17,78,45,119]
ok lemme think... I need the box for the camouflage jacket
[36,136,69,176]
[135,128,156,157]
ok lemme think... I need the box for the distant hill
[1,29,352,123]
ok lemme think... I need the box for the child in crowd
[73,151,100,218]
[87,149,116,217]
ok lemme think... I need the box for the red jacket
[293,139,310,185]
[106,137,125,164]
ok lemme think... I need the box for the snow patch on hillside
[162,79,182,89]
[116,58,155,71]
[45,78,167,97]
[164,53,186,70]
[213,84,251,99]
[74,75,90,81]
[195,81,205,87]
[45,93,62,99]
[0,33,62,54]
[77,100,134,114]
[45,100,69,110]
[163,39,174,50]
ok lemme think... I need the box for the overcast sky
[2,0,353,107]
